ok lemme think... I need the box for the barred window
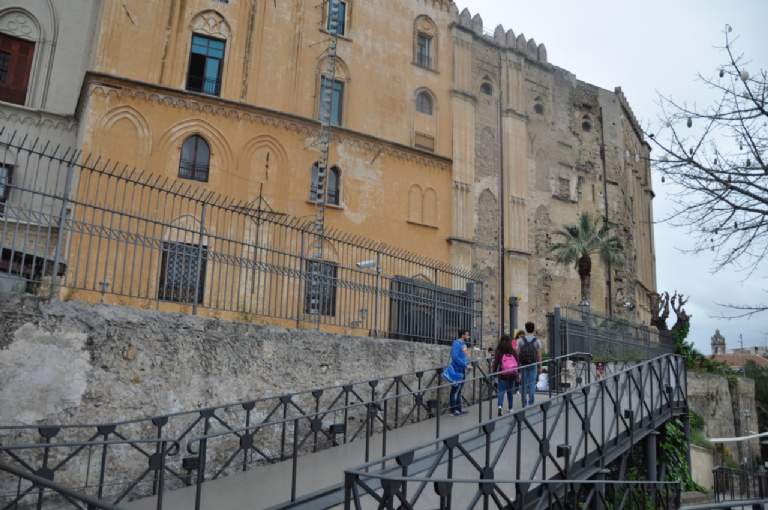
[0,164,11,215]
[158,241,207,304]
[304,260,338,316]
[179,135,210,182]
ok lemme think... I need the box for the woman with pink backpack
[491,335,520,416]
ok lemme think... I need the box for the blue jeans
[521,366,537,406]
[449,381,464,413]
[497,378,517,409]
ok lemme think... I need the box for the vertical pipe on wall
[497,50,506,337]
[598,106,613,316]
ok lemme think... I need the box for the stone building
[0,0,101,292]
[711,329,726,355]
[0,0,657,341]
[450,9,656,337]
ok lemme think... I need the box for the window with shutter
[0,33,35,105]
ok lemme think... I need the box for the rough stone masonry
[0,294,448,428]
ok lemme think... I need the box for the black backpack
[518,336,538,366]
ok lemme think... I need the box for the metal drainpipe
[497,50,506,336]
[598,106,613,317]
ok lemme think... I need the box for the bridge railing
[345,476,681,510]
[713,466,768,504]
[344,354,687,509]
[1,353,596,508]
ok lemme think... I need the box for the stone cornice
[83,72,452,172]
[0,103,77,132]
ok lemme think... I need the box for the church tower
[711,329,726,355]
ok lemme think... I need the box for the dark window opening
[416,33,432,68]
[481,82,493,96]
[326,0,347,35]
[179,135,210,182]
[416,91,433,115]
[158,241,207,304]
[186,34,225,96]
[0,164,11,216]
[0,33,35,105]
[310,163,340,205]
[304,260,338,316]
[319,76,344,126]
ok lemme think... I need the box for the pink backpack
[500,353,518,375]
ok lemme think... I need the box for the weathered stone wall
[0,295,449,427]
[686,371,760,466]
[691,445,714,491]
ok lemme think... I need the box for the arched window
[416,91,433,115]
[310,163,341,206]
[0,10,41,106]
[481,82,493,96]
[179,135,210,182]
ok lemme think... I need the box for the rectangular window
[416,34,432,68]
[158,241,207,304]
[0,33,35,105]
[320,76,344,126]
[304,260,338,316]
[186,34,225,96]
[0,164,11,216]
[558,177,570,200]
[326,0,346,36]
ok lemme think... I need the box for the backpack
[518,336,538,366]
[500,353,518,376]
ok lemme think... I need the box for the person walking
[518,322,542,407]
[443,329,470,416]
[492,335,519,416]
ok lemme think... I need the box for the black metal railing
[344,477,681,510]
[1,353,596,509]
[0,439,177,509]
[713,466,768,504]
[344,354,687,509]
[0,128,482,344]
[549,305,675,363]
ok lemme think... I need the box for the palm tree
[550,213,624,307]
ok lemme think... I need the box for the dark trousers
[497,377,517,409]
[449,381,464,412]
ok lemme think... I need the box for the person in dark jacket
[443,329,470,416]
[492,335,520,416]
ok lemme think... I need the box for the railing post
[646,431,659,481]
[553,306,562,392]
[372,250,381,337]
[432,267,439,344]
[50,161,76,299]
[192,203,207,315]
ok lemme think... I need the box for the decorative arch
[408,184,423,223]
[238,134,289,190]
[423,188,437,226]
[190,10,231,39]
[95,106,152,162]
[155,119,234,183]
[413,15,438,70]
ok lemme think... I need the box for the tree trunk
[578,254,592,305]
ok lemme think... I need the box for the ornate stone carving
[190,11,231,39]
[0,10,40,40]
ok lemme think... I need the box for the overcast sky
[461,0,768,354]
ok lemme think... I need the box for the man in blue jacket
[443,329,470,416]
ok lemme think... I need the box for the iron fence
[549,305,675,363]
[0,128,482,345]
[713,466,768,504]
[0,353,596,509]
[344,354,688,509]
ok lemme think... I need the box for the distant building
[711,353,768,372]
[711,329,726,355]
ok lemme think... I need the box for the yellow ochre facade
[2,0,656,338]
